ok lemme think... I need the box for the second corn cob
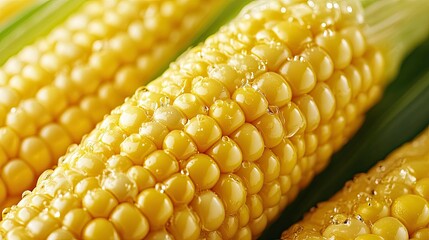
[282,127,429,240]
[0,0,389,239]
[0,0,229,210]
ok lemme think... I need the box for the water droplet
[180,169,189,176]
[2,207,11,219]
[155,183,166,193]
[22,190,32,198]
[267,105,279,115]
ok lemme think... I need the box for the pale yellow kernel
[184,114,222,152]
[127,166,156,192]
[294,94,321,132]
[323,218,370,239]
[110,203,149,239]
[100,126,127,153]
[2,159,35,196]
[83,218,120,240]
[253,113,284,148]
[109,33,138,63]
[9,75,38,97]
[259,180,281,208]
[22,65,49,86]
[182,60,210,77]
[136,188,173,230]
[0,87,19,109]
[301,46,334,81]
[39,123,73,160]
[231,123,265,162]
[249,213,268,237]
[316,30,352,69]
[167,207,201,240]
[118,104,148,134]
[164,173,195,206]
[102,172,137,202]
[185,153,220,190]
[14,207,38,225]
[107,155,133,172]
[60,107,94,142]
[251,42,291,71]
[272,138,298,175]
[280,58,317,96]
[40,52,64,73]
[209,99,245,136]
[236,162,264,195]
[72,152,105,177]
[279,102,306,137]
[191,77,230,106]
[232,85,269,122]
[391,194,429,233]
[228,53,264,76]
[128,21,155,50]
[153,106,187,131]
[173,93,207,119]
[191,190,225,231]
[47,228,75,240]
[120,134,156,165]
[26,213,59,239]
[213,174,247,214]
[143,150,178,182]
[163,130,197,160]
[55,41,83,61]
[371,217,409,240]
[6,109,37,138]
[70,65,100,94]
[207,136,243,173]
[89,50,119,79]
[6,226,32,240]
[49,192,80,220]
[19,137,52,175]
[80,96,110,123]
[208,64,242,94]
[219,215,239,239]
[253,72,292,107]
[272,21,312,54]
[139,121,169,149]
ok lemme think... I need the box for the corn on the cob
[0,0,229,209]
[0,0,391,238]
[281,127,429,240]
[0,0,36,25]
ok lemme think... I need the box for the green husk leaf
[0,0,85,65]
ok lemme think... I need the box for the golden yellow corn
[0,0,228,209]
[0,0,387,239]
[282,127,429,240]
[0,0,36,25]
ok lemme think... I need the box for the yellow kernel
[127,166,156,192]
[272,138,298,175]
[238,204,250,228]
[39,124,73,160]
[72,152,105,177]
[49,192,80,220]
[309,82,336,123]
[212,134,247,165]
[59,107,94,142]
[391,194,429,233]
[259,180,282,208]
[136,188,173,230]
[164,173,195,206]
[415,178,429,201]
[6,109,37,138]
[26,213,59,239]
[83,188,118,218]
[89,50,119,79]
[191,190,225,231]
[0,87,19,109]
[247,194,264,220]
[98,83,124,108]
[167,207,201,240]
[371,217,409,240]
[109,33,138,63]
[14,207,38,225]
[249,213,268,237]
[120,134,156,165]
[46,229,75,240]
[256,149,280,183]
[364,48,385,83]
[191,77,230,106]
[184,114,222,152]
[100,127,127,153]
[353,58,373,92]
[251,42,291,71]
[265,205,280,222]
[412,228,429,239]
[236,162,264,195]
[354,234,384,240]
[163,130,197,160]
[231,123,265,162]
[19,137,52,175]
[290,134,306,159]
[279,58,317,96]
[323,218,370,239]
[2,159,34,196]
[102,172,137,202]
[145,230,174,240]
[272,21,312,54]
[375,182,411,202]
[304,133,319,156]
[294,94,321,132]
[9,75,38,97]
[253,72,292,107]
[70,65,100,94]
[228,54,263,76]
[139,121,169,149]
[83,218,120,240]
[209,99,245,136]
[208,64,242,94]
[118,105,148,134]
[301,46,334,81]
[234,226,252,240]
[80,96,111,123]
[6,226,32,240]
[253,113,284,148]
[213,174,247,214]
[107,155,133,172]
[232,85,268,122]
[153,105,187,131]
[316,30,352,69]
[109,203,149,240]
[279,102,306,137]
[219,215,239,239]
[341,27,366,58]
[185,153,220,190]
[143,150,178,182]
[173,93,207,119]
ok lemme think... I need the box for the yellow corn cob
[281,127,429,240]
[0,0,36,25]
[0,0,228,209]
[0,0,387,239]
